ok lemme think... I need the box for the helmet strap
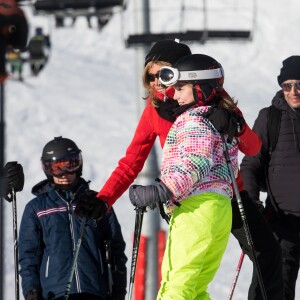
[193,84,204,105]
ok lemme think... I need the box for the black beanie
[277,56,300,86]
[144,39,191,66]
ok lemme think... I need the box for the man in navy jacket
[19,137,127,300]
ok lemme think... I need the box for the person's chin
[289,97,300,108]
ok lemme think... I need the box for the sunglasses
[281,82,300,92]
[147,72,160,82]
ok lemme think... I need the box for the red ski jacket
[98,92,173,207]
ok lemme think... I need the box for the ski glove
[25,289,43,300]
[203,106,245,143]
[75,190,108,219]
[129,181,173,210]
[1,161,24,202]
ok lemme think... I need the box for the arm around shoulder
[238,123,262,156]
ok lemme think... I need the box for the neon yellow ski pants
[157,192,232,300]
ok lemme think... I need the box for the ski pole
[128,207,146,300]
[228,208,272,300]
[11,188,19,300]
[227,251,245,300]
[221,134,268,300]
[64,216,86,300]
[12,188,20,300]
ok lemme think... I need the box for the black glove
[25,289,43,300]
[203,106,245,143]
[129,181,172,209]
[75,190,108,219]
[1,161,24,202]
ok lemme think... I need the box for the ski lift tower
[123,0,256,299]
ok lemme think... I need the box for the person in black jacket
[19,136,127,300]
[241,56,300,300]
[28,27,51,76]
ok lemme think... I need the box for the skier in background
[27,27,51,76]
[6,46,24,81]
[19,136,127,300]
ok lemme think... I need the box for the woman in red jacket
[97,39,191,207]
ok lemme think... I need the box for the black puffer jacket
[241,90,300,217]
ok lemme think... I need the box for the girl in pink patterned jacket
[130,54,240,300]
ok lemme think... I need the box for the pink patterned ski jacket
[161,105,239,203]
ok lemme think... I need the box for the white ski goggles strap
[159,66,224,86]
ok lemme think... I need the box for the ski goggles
[159,66,224,86]
[281,81,300,92]
[42,153,82,177]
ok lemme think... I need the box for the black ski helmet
[41,136,82,178]
[172,54,224,104]
[173,54,224,89]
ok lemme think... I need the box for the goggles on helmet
[42,152,82,177]
[159,66,224,87]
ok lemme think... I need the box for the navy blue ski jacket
[19,178,127,300]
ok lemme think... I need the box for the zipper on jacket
[55,189,82,293]
[45,256,50,278]
[67,201,81,293]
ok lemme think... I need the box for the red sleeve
[238,123,262,156]
[97,106,157,207]
[235,170,244,193]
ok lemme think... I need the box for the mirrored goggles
[159,66,224,86]
[281,81,300,92]
[42,153,82,177]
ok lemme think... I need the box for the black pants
[267,206,300,300]
[231,191,284,300]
